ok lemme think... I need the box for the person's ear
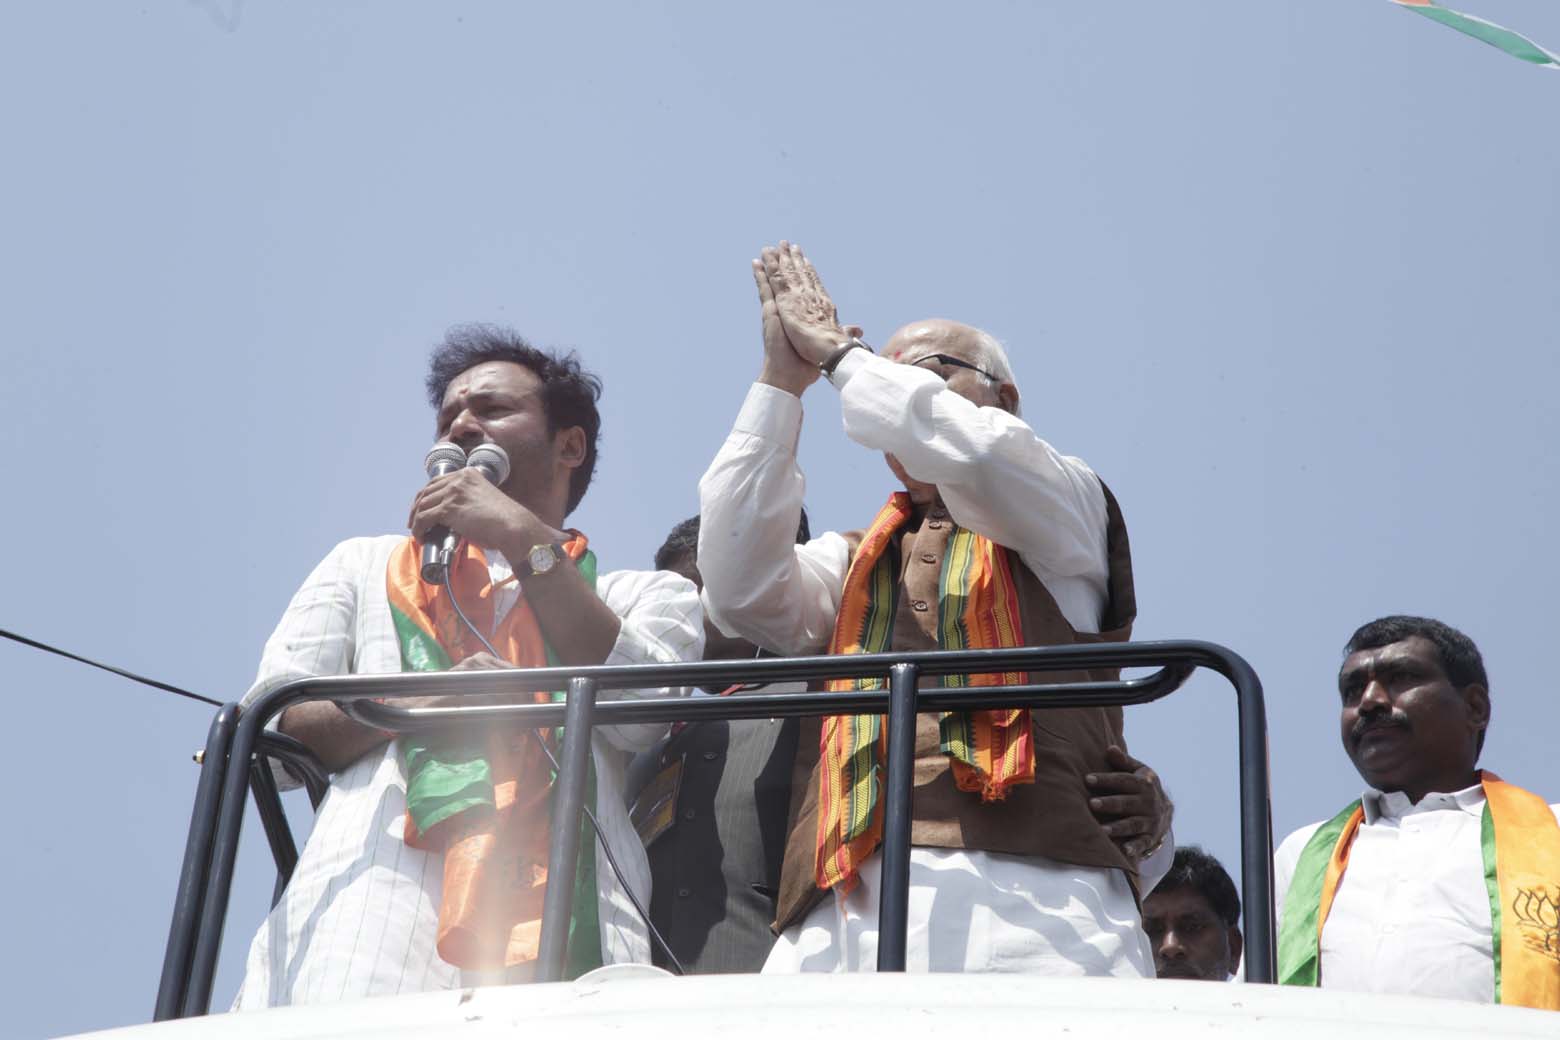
[1463,682,1490,745]
[1226,925,1244,976]
[998,381,1020,415]
[555,426,587,470]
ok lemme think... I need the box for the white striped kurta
[231,535,702,1009]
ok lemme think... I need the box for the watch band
[820,336,871,376]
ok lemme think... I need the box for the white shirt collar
[1360,780,1486,824]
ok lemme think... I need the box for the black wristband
[820,336,871,376]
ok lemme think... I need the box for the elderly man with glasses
[696,242,1173,975]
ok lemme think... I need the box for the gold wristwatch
[518,541,568,578]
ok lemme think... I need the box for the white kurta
[232,535,703,1009]
[1275,783,1560,1004]
[696,351,1168,976]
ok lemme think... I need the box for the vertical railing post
[877,662,919,971]
[536,676,598,982]
[154,704,237,1021]
[1228,653,1276,983]
[184,706,265,1018]
[247,759,300,908]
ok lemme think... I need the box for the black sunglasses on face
[908,352,1001,383]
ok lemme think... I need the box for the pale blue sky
[3,2,1558,1035]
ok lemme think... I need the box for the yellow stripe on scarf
[1484,773,1560,1009]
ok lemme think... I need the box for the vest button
[702,750,719,761]
[920,553,936,564]
[677,887,691,899]
[927,521,943,530]
[912,600,929,611]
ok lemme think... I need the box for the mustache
[1351,714,1410,742]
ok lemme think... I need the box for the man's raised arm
[696,256,850,657]
[759,241,1108,622]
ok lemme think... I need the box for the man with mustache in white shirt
[1274,615,1560,1009]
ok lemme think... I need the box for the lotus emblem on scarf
[1512,887,1560,962]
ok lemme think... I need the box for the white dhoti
[764,848,1156,976]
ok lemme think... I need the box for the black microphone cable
[438,560,688,977]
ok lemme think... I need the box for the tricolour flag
[1393,1,1560,68]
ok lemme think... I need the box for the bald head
[882,318,1020,415]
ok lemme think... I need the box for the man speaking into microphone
[232,325,702,1008]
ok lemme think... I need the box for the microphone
[419,442,467,583]
[420,443,514,583]
[466,442,512,486]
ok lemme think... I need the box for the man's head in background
[1142,846,1242,981]
[656,510,810,660]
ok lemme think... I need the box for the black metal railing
[154,640,1273,1020]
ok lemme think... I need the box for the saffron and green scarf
[386,534,601,978]
[815,493,1030,894]
[1278,771,1560,1010]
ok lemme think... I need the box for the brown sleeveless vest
[773,484,1138,933]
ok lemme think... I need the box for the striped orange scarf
[815,494,1031,894]
[385,534,595,972]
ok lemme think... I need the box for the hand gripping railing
[154,640,1273,1020]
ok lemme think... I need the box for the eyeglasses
[908,352,1001,383]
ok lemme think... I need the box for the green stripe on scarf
[1277,800,1362,987]
[563,754,601,979]
[1482,803,1503,1004]
[936,527,979,761]
[391,608,498,832]
[539,550,603,979]
[842,543,898,842]
[854,543,900,686]
[395,549,603,977]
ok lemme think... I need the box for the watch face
[528,544,558,574]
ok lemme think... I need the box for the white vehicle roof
[74,973,1556,1040]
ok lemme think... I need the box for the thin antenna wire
[0,627,221,707]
